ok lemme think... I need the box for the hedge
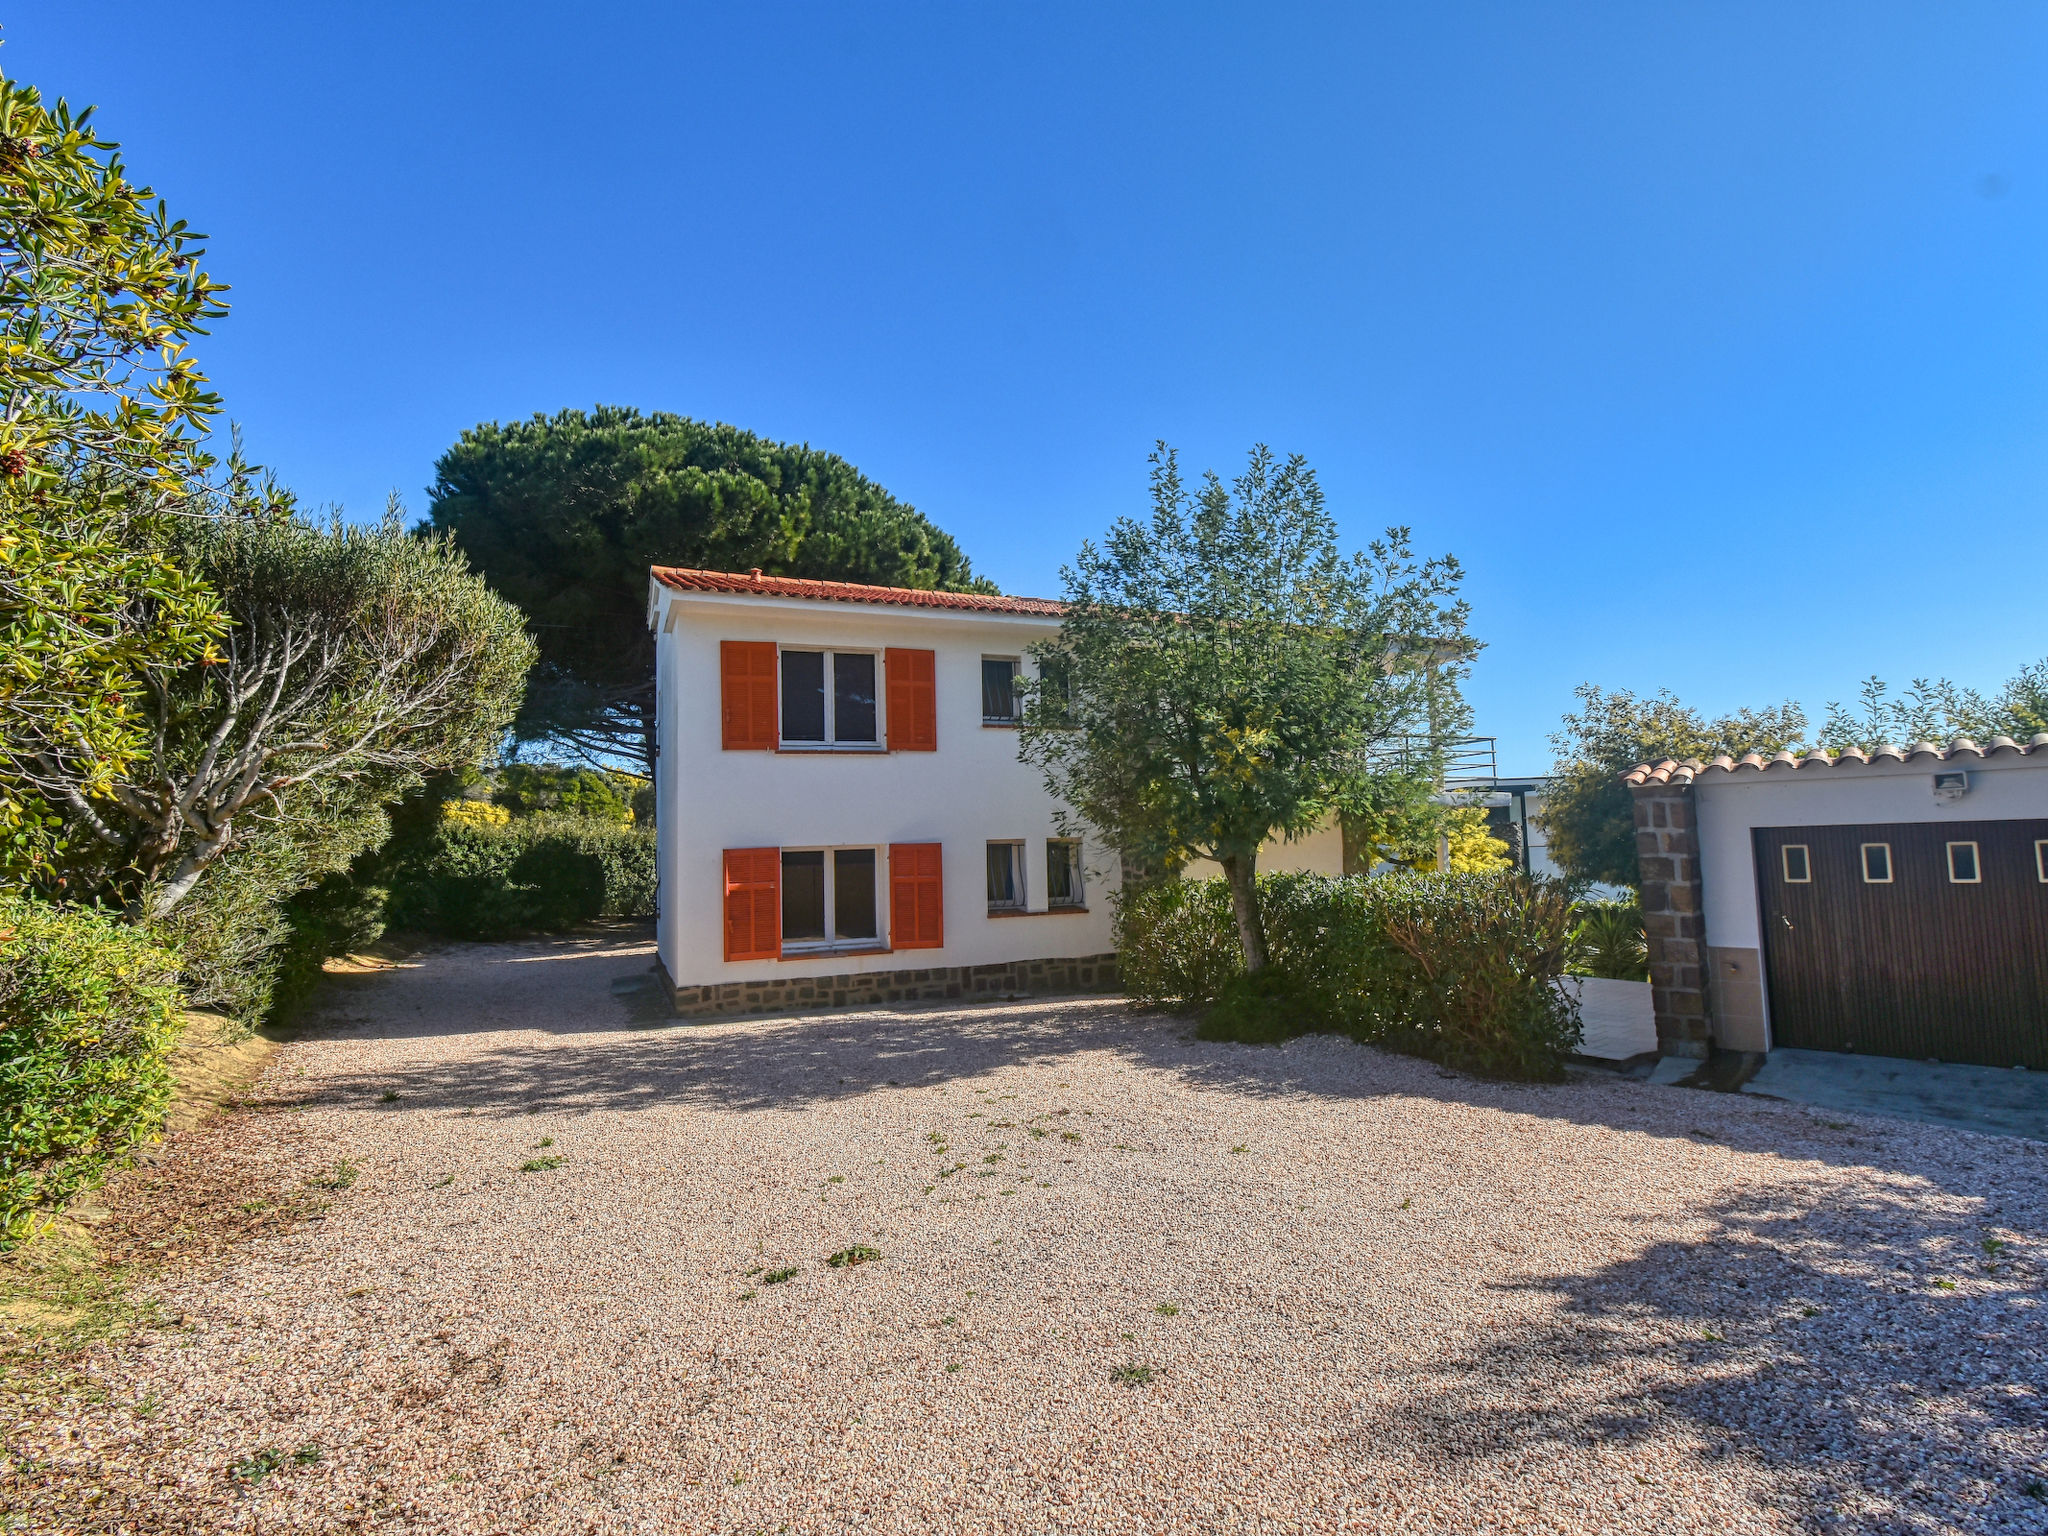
[0,898,186,1247]
[1118,870,1582,1079]
[381,814,657,939]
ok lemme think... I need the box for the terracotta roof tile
[650,564,1063,617]
[1622,733,2048,788]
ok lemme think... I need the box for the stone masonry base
[662,952,1121,1020]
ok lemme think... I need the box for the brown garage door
[1754,820,2048,1069]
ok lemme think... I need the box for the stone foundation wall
[663,953,1121,1020]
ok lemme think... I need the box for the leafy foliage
[1537,685,1807,889]
[0,72,231,877]
[425,407,994,771]
[1566,899,1648,982]
[492,763,642,823]
[1118,870,1582,1079]
[1020,444,1469,971]
[1817,665,2048,753]
[381,814,655,939]
[42,500,534,923]
[0,896,184,1247]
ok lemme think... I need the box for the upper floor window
[781,650,878,747]
[982,657,1020,724]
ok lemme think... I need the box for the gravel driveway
[21,928,2048,1533]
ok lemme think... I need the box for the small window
[2037,840,2048,883]
[1860,843,1892,883]
[982,658,1020,724]
[781,847,879,951]
[1781,844,1811,883]
[1947,841,1981,884]
[780,651,879,747]
[1046,840,1085,908]
[986,841,1025,910]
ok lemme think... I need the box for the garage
[1624,736,2048,1067]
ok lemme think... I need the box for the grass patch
[1154,1303,1179,1316]
[761,1267,799,1285]
[1111,1363,1155,1386]
[312,1160,358,1190]
[517,1156,563,1173]
[826,1245,882,1268]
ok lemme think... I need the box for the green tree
[0,70,232,877]
[1537,686,1806,889]
[1019,444,1471,972]
[424,407,995,774]
[1816,663,2048,753]
[43,489,534,924]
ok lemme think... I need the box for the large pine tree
[425,407,995,775]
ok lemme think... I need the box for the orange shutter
[889,842,944,950]
[885,648,937,751]
[720,641,778,750]
[723,847,780,960]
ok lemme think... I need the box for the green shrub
[382,814,656,938]
[1120,870,1581,1080]
[0,898,185,1247]
[1567,900,1649,982]
[493,764,644,824]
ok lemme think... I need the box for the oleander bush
[1118,870,1582,1080]
[0,898,186,1248]
[381,814,656,939]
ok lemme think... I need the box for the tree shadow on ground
[1384,1176,2048,1533]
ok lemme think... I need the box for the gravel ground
[14,927,2048,1534]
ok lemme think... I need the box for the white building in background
[647,566,1121,1016]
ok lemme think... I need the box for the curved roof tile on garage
[651,564,1065,617]
[1622,733,2048,788]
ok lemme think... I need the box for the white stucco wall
[1695,752,2048,952]
[653,587,1120,989]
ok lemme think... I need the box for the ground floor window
[782,847,880,950]
[987,841,1025,911]
[1047,839,1085,907]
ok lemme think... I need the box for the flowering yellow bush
[441,799,511,829]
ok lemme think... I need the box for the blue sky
[13,4,2048,772]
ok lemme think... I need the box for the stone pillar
[1628,769,1711,1058]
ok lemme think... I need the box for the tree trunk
[1219,850,1269,973]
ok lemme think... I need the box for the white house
[1627,737,2048,1067]
[647,566,1122,1016]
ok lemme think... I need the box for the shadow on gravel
[1395,1178,2048,1534]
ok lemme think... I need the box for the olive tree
[41,492,535,920]
[1019,444,1471,972]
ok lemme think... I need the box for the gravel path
[19,928,2048,1533]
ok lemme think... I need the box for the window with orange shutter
[884,648,937,751]
[889,842,944,949]
[723,847,780,960]
[720,641,778,750]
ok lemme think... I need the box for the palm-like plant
[1567,900,1648,981]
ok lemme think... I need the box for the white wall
[1696,753,2048,951]
[655,590,1119,988]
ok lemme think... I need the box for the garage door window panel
[1947,842,1981,884]
[1781,844,1811,883]
[1861,843,1892,883]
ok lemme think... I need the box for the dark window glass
[986,842,1020,906]
[781,850,825,939]
[781,651,825,741]
[1047,841,1083,905]
[834,848,877,939]
[1782,845,1809,883]
[1862,844,1891,882]
[1948,842,1980,883]
[982,658,1018,721]
[834,653,877,743]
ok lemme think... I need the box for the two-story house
[647,565,1122,1016]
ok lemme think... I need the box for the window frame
[2037,840,2048,883]
[1046,838,1086,909]
[777,647,883,751]
[1946,841,1982,885]
[981,655,1022,726]
[1859,842,1893,884]
[1781,844,1811,883]
[777,844,885,954]
[985,839,1027,912]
